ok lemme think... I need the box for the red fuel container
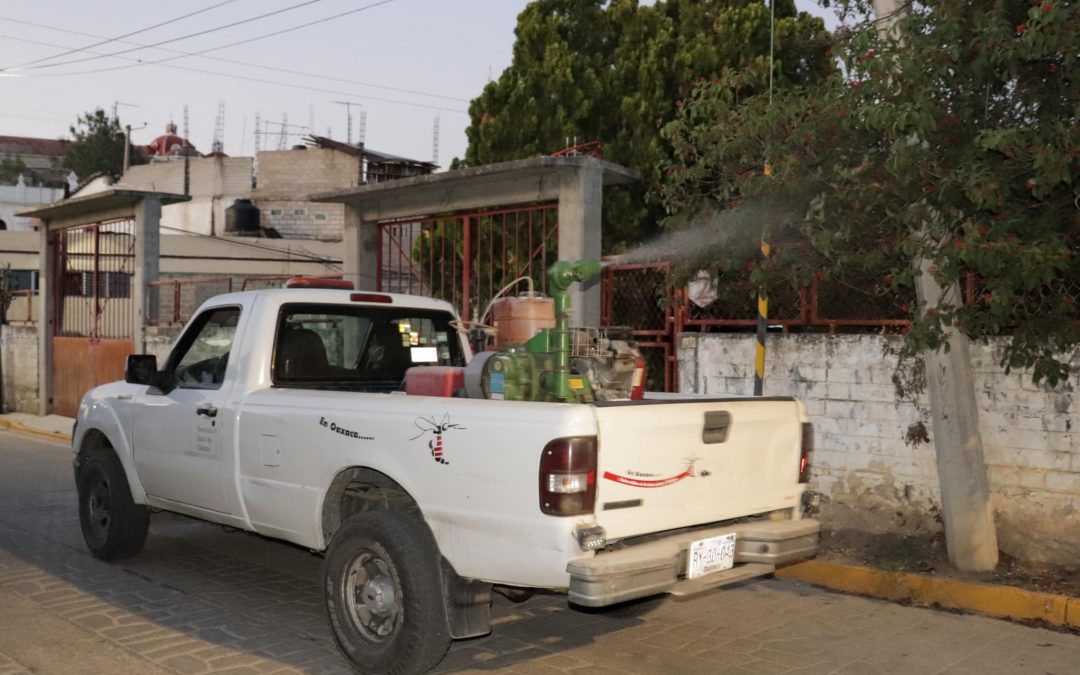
[404,366,465,397]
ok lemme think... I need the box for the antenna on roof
[183,104,190,196]
[432,115,440,166]
[112,100,138,122]
[212,100,225,155]
[334,101,362,145]
[358,109,367,146]
[278,113,288,150]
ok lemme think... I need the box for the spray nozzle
[548,259,602,291]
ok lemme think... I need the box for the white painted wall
[679,333,1080,568]
[0,183,65,231]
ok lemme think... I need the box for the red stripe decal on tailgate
[602,467,694,488]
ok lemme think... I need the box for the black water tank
[225,199,260,234]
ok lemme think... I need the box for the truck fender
[318,466,492,639]
[74,398,149,504]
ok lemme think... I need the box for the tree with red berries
[660,0,1079,384]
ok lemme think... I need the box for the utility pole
[122,123,146,175]
[871,0,998,572]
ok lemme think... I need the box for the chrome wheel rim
[84,468,111,547]
[343,547,402,642]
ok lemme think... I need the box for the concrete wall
[0,184,65,231]
[1,324,40,412]
[0,324,180,414]
[119,158,254,236]
[679,333,1080,568]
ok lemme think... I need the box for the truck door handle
[196,404,219,418]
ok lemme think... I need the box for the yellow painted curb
[777,560,1080,629]
[0,419,72,444]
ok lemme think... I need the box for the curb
[776,559,1080,630]
[0,419,72,444]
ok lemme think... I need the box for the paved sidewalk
[0,412,75,440]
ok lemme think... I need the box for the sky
[0,0,836,170]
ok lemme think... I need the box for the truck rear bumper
[566,518,820,607]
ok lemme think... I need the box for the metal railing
[378,204,559,322]
[5,289,38,325]
[148,276,234,326]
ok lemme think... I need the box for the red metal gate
[377,204,559,322]
[51,220,136,416]
[601,261,678,392]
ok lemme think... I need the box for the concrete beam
[342,203,378,291]
[312,156,638,217]
[557,166,604,327]
[37,225,53,416]
[133,198,162,353]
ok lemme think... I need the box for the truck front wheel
[76,447,150,560]
[324,511,451,674]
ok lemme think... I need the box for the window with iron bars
[62,271,132,299]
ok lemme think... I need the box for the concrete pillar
[133,198,162,354]
[343,203,379,291]
[557,166,603,328]
[37,224,54,415]
[915,259,999,571]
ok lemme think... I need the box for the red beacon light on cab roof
[284,277,355,290]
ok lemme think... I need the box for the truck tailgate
[593,398,805,540]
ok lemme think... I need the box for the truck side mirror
[125,354,158,386]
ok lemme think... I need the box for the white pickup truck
[73,282,819,674]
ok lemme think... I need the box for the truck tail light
[799,422,814,483]
[630,355,646,400]
[539,436,597,516]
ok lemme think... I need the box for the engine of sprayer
[460,260,646,403]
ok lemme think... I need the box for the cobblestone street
[2,430,1079,675]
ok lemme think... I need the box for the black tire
[76,446,150,560]
[324,511,451,675]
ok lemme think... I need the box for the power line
[7,0,242,70]
[0,8,467,103]
[3,0,335,72]
[0,33,468,114]
[159,225,341,265]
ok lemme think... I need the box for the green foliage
[62,108,146,180]
[0,155,27,185]
[660,0,1080,384]
[462,0,832,252]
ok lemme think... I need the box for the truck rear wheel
[76,447,150,560]
[324,511,450,674]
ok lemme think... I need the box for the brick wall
[678,333,1080,568]
[256,200,344,240]
[256,148,359,193]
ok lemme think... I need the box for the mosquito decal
[411,414,465,465]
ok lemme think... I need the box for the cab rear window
[272,303,465,392]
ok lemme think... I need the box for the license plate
[688,533,736,579]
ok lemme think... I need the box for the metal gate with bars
[51,219,136,417]
[378,204,559,322]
